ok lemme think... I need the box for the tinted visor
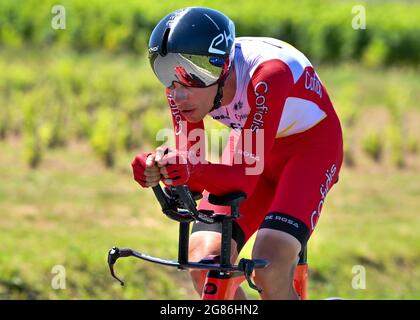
[149,52,229,88]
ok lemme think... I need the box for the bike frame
[107,184,308,300]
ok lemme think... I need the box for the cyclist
[132,7,343,300]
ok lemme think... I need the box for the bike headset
[148,7,235,111]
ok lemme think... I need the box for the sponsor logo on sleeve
[305,71,322,98]
[251,81,269,132]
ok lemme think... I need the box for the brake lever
[107,247,127,286]
[238,259,263,293]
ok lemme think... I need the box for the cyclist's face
[168,82,218,123]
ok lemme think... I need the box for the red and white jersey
[166,36,341,197]
[162,37,343,238]
[209,37,329,137]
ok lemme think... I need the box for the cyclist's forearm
[191,162,260,197]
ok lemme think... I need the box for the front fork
[200,248,308,300]
[201,270,245,300]
[293,247,308,300]
[202,264,308,300]
[200,255,264,300]
[200,255,243,300]
[293,263,308,300]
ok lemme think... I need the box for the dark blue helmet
[148,7,235,88]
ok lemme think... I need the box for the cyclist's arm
[190,60,294,197]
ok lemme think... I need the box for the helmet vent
[161,28,171,56]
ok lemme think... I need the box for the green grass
[318,63,420,111]
[308,169,420,299]
[0,138,196,299]
[1,0,420,65]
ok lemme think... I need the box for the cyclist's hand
[155,147,192,186]
[131,152,161,188]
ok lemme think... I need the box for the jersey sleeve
[190,60,294,197]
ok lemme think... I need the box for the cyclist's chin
[187,117,203,123]
[184,112,204,123]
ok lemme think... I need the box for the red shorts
[192,113,343,252]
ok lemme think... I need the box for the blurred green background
[0,0,419,299]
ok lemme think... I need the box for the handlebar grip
[108,247,133,265]
[116,248,134,257]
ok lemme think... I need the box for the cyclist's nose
[170,83,189,105]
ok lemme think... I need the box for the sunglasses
[149,52,231,88]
